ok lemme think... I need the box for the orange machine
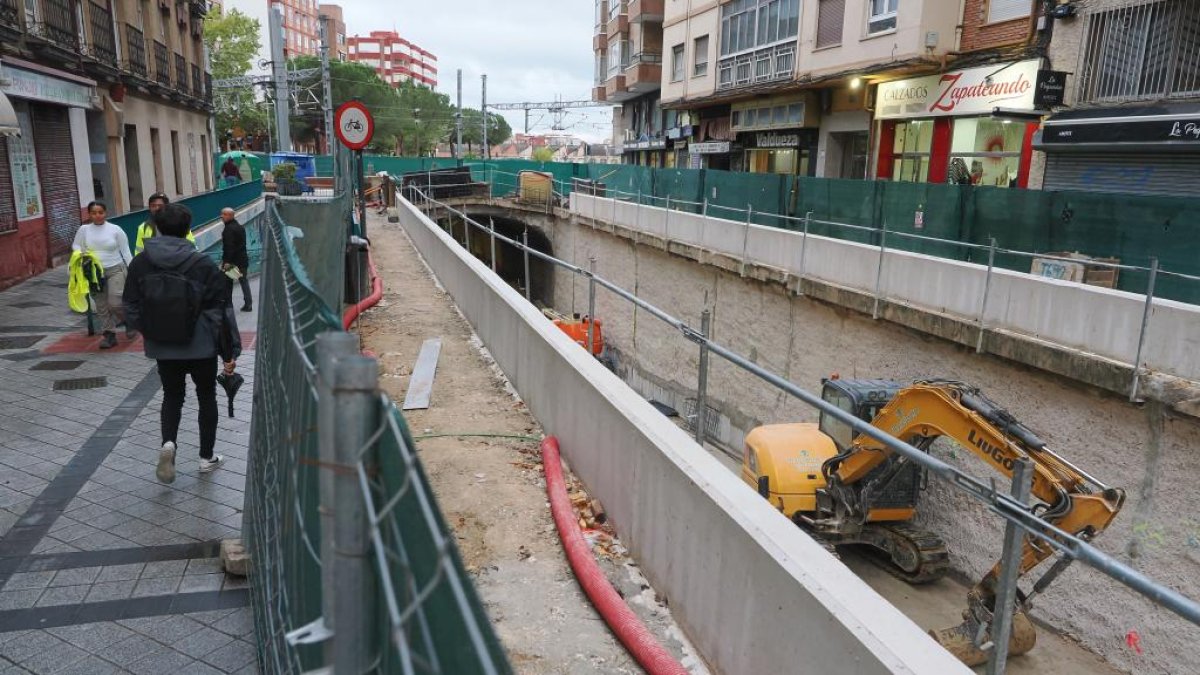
[552,315,603,356]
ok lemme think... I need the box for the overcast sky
[227,0,612,142]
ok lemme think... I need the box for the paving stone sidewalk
[0,267,260,675]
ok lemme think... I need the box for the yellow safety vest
[135,221,196,255]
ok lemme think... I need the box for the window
[1077,1,1200,102]
[671,44,685,81]
[693,35,709,77]
[869,0,898,34]
[819,387,856,451]
[595,52,607,84]
[891,119,932,183]
[946,118,1025,188]
[719,0,800,57]
[607,35,623,77]
[988,0,1030,23]
[816,0,845,48]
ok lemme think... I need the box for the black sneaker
[99,331,117,349]
[240,305,252,313]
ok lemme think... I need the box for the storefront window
[891,120,933,183]
[747,148,806,175]
[947,118,1025,188]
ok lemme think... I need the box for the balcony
[592,85,607,102]
[124,24,148,78]
[188,0,207,18]
[624,51,661,93]
[175,53,188,91]
[153,40,170,86]
[31,0,79,51]
[717,43,796,91]
[85,0,117,64]
[0,0,20,31]
[604,74,627,100]
[628,0,664,22]
[607,8,628,35]
[192,64,203,99]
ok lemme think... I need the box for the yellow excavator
[741,377,1125,665]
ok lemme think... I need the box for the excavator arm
[825,380,1125,600]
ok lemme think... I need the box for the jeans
[158,358,218,459]
[224,176,240,187]
[95,263,126,332]
[225,267,252,308]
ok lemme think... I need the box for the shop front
[686,111,736,170]
[873,59,1044,188]
[730,93,820,175]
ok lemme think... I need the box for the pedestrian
[72,201,133,349]
[221,157,242,188]
[135,193,196,255]
[220,207,252,312]
[123,203,242,482]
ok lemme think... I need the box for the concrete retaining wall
[572,194,1200,385]
[396,197,970,675]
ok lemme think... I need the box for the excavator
[740,377,1125,666]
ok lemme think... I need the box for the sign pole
[357,149,366,239]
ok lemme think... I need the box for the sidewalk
[0,267,259,675]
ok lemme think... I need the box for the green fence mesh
[275,194,351,311]
[248,199,511,674]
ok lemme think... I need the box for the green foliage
[273,162,298,181]
[455,109,512,153]
[205,8,266,143]
[531,146,554,162]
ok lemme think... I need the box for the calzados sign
[876,60,1040,120]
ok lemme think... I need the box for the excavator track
[861,523,950,584]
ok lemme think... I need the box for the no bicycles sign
[335,101,374,150]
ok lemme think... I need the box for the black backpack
[139,254,205,344]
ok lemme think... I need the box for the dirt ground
[360,215,706,674]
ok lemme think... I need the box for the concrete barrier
[398,197,970,675]
[571,194,1200,384]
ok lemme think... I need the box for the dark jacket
[123,236,242,363]
[221,218,249,271]
[222,160,240,178]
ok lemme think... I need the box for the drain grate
[32,360,84,372]
[0,335,45,349]
[10,300,49,309]
[53,376,107,391]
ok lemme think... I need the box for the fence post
[587,257,597,357]
[797,210,812,297]
[976,237,997,354]
[315,332,360,664]
[665,194,672,240]
[489,216,497,273]
[872,221,888,320]
[740,203,753,276]
[523,228,532,302]
[636,188,642,233]
[987,457,1034,675]
[701,197,709,248]
[695,309,711,444]
[1129,257,1159,402]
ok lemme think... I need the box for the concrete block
[220,539,250,577]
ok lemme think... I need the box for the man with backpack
[123,203,242,482]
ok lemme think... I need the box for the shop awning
[1036,102,1200,152]
[0,90,18,137]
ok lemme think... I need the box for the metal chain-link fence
[246,198,510,674]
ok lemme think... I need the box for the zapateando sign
[875,60,1041,120]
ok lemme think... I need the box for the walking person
[123,204,242,482]
[221,157,242,187]
[135,193,195,255]
[72,201,133,349]
[219,207,252,312]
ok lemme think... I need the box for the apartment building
[279,0,320,58]
[318,3,348,61]
[656,0,1056,185]
[1032,0,1200,196]
[593,0,668,166]
[0,0,213,288]
[347,31,437,88]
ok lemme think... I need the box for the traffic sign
[335,101,374,150]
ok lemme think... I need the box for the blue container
[269,152,317,182]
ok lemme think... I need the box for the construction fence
[247,193,510,674]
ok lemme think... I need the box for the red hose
[343,249,384,330]
[541,436,689,675]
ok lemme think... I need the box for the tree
[455,109,512,155]
[204,8,265,146]
[531,146,554,162]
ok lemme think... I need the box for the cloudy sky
[226,0,613,142]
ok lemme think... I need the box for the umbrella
[216,372,245,418]
[218,151,261,165]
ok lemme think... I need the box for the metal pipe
[798,210,811,296]
[331,353,380,673]
[695,309,711,444]
[872,222,888,319]
[489,216,497,273]
[987,458,1033,675]
[976,237,997,354]
[1129,257,1159,402]
[741,203,753,276]
[587,257,597,357]
[523,228,532,302]
[665,195,672,239]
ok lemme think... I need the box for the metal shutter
[31,105,79,257]
[988,0,1031,23]
[1044,152,1200,197]
[816,0,845,48]
[0,138,15,235]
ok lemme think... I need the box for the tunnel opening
[434,211,556,306]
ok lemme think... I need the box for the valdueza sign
[875,59,1041,120]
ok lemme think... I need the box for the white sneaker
[157,442,177,484]
[199,455,225,473]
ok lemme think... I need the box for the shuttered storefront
[0,138,15,235]
[1044,153,1200,197]
[31,104,79,257]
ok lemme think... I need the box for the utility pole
[481,73,488,160]
[318,14,334,156]
[268,2,291,153]
[455,69,463,160]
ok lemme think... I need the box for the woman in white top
[72,201,134,349]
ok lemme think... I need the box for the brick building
[347,31,437,88]
[318,3,348,61]
[278,0,320,58]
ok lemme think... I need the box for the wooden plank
[402,338,443,410]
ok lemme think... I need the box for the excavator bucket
[930,610,1037,667]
